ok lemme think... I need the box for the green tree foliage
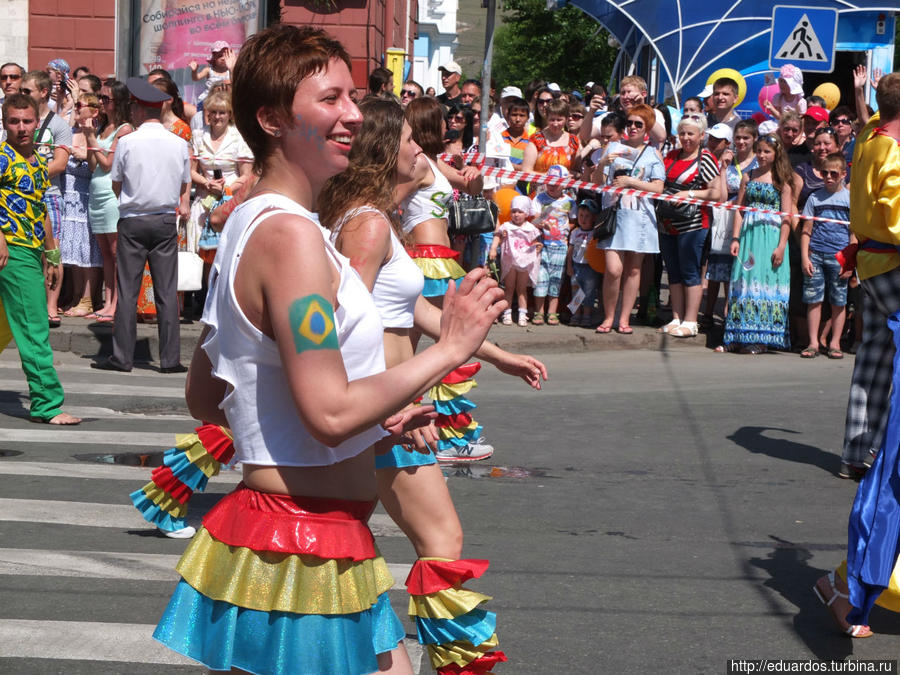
[492,0,618,91]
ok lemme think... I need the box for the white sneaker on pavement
[161,525,196,539]
[435,437,494,463]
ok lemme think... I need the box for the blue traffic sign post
[769,5,839,73]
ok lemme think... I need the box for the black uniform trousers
[110,213,180,369]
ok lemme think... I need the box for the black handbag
[448,193,498,236]
[594,144,649,241]
[656,155,700,226]
[592,204,618,241]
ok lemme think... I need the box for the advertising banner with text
[133,0,263,103]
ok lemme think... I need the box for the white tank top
[202,193,388,467]
[332,206,424,329]
[399,156,453,235]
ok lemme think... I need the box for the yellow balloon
[813,82,840,111]
[707,68,747,107]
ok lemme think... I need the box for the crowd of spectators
[0,50,892,374]
[0,43,251,373]
[379,61,888,366]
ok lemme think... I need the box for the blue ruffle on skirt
[154,580,404,675]
[129,491,187,532]
[414,607,495,646]
[162,446,211,491]
[375,444,438,470]
[432,396,477,416]
[422,276,464,298]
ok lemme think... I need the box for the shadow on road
[728,426,839,477]
[749,535,900,660]
[749,536,852,661]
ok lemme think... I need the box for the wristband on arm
[44,248,61,266]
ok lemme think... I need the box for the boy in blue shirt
[800,152,853,359]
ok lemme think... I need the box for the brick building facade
[21,0,416,89]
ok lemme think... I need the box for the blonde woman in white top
[188,89,253,258]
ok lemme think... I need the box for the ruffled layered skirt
[153,483,404,675]
[408,244,466,298]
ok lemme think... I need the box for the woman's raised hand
[439,268,507,362]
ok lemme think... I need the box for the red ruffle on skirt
[407,244,461,260]
[149,466,194,504]
[436,413,473,430]
[442,362,482,384]
[202,483,378,561]
[437,651,508,675]
[196,424,236,463]
[406,558,490,595]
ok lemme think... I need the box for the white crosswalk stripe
[0,353,424,673]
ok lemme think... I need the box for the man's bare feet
[35,412,82,425]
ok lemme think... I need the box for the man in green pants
[0,93,79,425]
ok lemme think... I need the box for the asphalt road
[0,345,896,674]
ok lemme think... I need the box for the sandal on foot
[658,319,680,334]
[813,571,873,638]
[48,316,61,328]
[517,313,529,327]
[501,310,513,326]
[595,324,612,334]
[546,313,560,326]
[616,325,634,335]
[827,348,844,360]
[800,348,819,359]
[669,321,698,338]
[531,313,545,325]
[64,297,94,317]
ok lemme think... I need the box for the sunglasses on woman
[833,118,852,126]
[569,113,584,120]
[74,102,98,110]
[625,119,644,129]
[98,94,111,104]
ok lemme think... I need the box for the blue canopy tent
[559,0,896,112]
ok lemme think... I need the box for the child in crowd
[800,152,853,359]
[721,133,794,353]
[588,111,625,171]
[566,199,600,326]
[490,195,542,327]
[531,164,576,325]
[766,64,807,119]
[189,41,232,104]
[502,97,532,167]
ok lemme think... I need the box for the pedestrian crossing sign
[769,6,838,73]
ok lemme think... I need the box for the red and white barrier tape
[438,151,850,227]
[34,141,255,164]
[32,142,849,226]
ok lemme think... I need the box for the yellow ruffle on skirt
[177,528,395,615]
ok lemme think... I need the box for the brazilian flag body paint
[289,294,339,352]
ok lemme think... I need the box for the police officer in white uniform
[94,77,190,373]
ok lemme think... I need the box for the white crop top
[400,156,453,234]
[202,193,388,467]
[332,206,424,329]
